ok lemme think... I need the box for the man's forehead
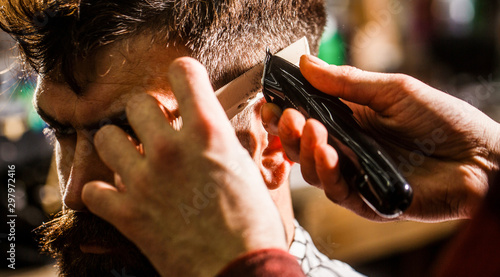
[42,35,188,91]
[34,37,185,127]
[82,38,183,87]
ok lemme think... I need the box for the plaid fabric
[289,220,366,277]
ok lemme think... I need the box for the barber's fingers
[314,144,350,201]
[94,125,142,177]
[277,109,305,162]
[82,181,127,225]
[300,119,328,186]
[277,109,355,204]
[261,103,282,135]
[168,57,228,129]
[315,144,381,220]
[299,55,405,113]
[126,94,176,148]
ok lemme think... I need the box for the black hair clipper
[261,51,412,218]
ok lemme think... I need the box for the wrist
[452,115,500,219]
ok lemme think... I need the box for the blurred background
[1,0,500,276]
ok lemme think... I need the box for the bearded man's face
[34,39,185,276]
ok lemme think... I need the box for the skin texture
[262,55,500,222]
[84,59,286,276]
[35,38,292,276]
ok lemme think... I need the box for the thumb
[82,181,126,224]
[299,55,405,113]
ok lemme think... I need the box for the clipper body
[261,52,412,218]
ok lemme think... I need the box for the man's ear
[260,133,294,190]
[250,101,293,190]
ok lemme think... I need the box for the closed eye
[43,124,76,144]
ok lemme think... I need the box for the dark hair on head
[0,0,326,93]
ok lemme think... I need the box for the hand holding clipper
[261,51,413,218]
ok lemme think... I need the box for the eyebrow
[35,105,129,132]
[35,106,67,130]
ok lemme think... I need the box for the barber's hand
[81,57,287,276]
[262,55,500,222]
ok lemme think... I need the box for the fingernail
[262,103,282,133]
[94,125,111,145]
[305,55,329,67]
[268,103,282,118]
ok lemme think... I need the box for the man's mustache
[35,209,160,277]
[35,209,134,256]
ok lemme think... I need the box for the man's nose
[62,133,114,211]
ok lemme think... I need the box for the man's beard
[36,210,160,276]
